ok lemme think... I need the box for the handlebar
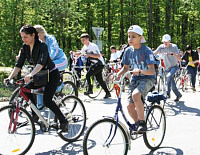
[114,71,131,85]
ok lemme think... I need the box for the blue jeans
[187,66,197,88]
[165,66,182,97]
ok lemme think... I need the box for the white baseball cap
[128,25,146,43]
[162,34,171,42]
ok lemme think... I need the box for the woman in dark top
[4,25,68,132]
[182,45,199,91]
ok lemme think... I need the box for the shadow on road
[149,146,183,155]
[35,140,83,155]
[165,100,200,116]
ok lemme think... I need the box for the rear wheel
[143,105,166,150]
[57,95,86,142]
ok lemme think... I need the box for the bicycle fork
[8,103,20,133]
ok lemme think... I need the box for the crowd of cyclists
[3,24,200,135]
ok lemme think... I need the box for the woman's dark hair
[186,45,192,51]
[20,25,39,41]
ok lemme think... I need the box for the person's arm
[117,64,129,78]
[47,35,60,60]
[138,64,155,76]
[173,45,182,61]
[6,67,21,81]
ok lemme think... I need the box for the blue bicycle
[83,72,167,154]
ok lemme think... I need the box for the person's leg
[94,65,110,95]
[187,66,196,88]
[169,66,182,100]
[43,70,67,131]
[166,69,173,97]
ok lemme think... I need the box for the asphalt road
[0,85,200,155]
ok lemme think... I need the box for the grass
[0,85,15,97]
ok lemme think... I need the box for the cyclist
[73,33,111,99]
[182,45,199,91]
[34,25,68,109]
[4,25,68,132]
[154,34,182,102]
[117,25,156,133]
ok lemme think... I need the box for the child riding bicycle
[117,25,156,134]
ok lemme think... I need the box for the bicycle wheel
[0,105,35,155]
[83,118,129,155]
[175,77,182,90]
[157,75,164,94]
[62,71,76,84]
[88,76,102,99]
[61,81,78,97]
[57,95,86,142]
[143,105,166,150]
[106,73,114,92]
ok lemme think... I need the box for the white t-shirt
[110,52,118,61]
[80,42,105,65]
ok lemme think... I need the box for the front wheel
[106,73,115,92]
[57,95,86,142]
[83,118,129,155]
[143,105,166,150]
[0,105,35,155]
[88,76,102,99]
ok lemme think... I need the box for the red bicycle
[0,79,86,155]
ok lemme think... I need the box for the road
[0,85,200,155]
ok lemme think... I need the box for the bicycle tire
[57,95,86,142]
[88,76,102,99]
[83,118,129,155]
[60,81,78,97]
[106,73,114,92]
[143,105,166,150]
[0,105,35,155]
[157,75,164,94]
[175,77,182,90]
[62,71,76,85]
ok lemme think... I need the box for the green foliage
[0,0,200,66]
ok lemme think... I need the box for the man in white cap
[154,34,182,102]
[117,25,156,134]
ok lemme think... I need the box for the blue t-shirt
[122,44,156,81]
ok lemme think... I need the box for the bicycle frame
[10,81,53,132]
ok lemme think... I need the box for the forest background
[0,0,200,67]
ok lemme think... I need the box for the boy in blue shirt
[117,25,156,133]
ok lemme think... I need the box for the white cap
[128,25,146,43]
[162,34,171,42]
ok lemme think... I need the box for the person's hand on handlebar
[132,68,140,76]
[24,74,32,83]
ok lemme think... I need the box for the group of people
[4,23,200,135]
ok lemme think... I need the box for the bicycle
[64,54,102,98]
[0,79,86,155]
[83,71,167,154]
[155,54,167,95]
[105,62,130,92]
[176,64,191,91]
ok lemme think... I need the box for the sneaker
[174,94,182,102]
[84,90,93,95]
[104,93,111,99]
[167,94,170,99]
[191,87,196,91]
[59,119,69,132]
[136,120,147,134]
